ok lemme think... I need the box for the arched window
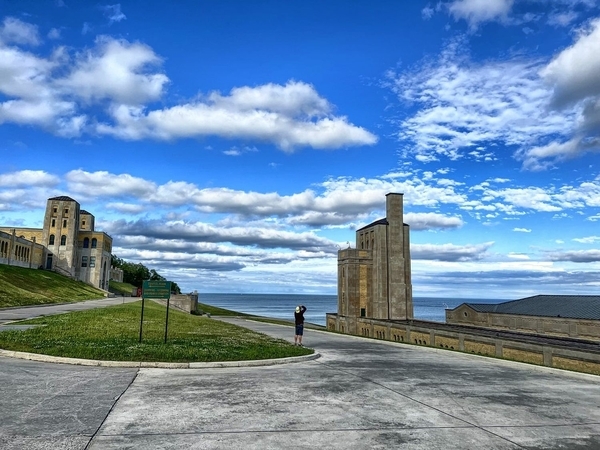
[83,237,89,248]
[91,238,97,248]
[60,235,67,246]
[49,234,55,245]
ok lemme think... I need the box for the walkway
[1,305,600,449]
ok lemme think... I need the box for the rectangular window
[82,220,86,226]
[360,308,366,317]
[63,219,67,227]
[53,207,57,213]
[64,208,69,215]
[51,218,55,227]
[89,256,96,268]
[82,256,88,267]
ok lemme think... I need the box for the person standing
[294,305,307,346]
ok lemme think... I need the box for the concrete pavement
[2,307,600,449]
[0,296,140,326]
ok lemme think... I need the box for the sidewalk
[0,296,140,326]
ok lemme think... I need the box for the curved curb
[0,348,320,368]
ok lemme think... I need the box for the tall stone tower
[41,196,81,277]
[335,193,413,334]
[385,193,413,321]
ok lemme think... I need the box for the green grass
[0,265,105,308]
[0,300,313,362]
[196,303,326,329]
[196,302,254,317]
[109,280,137,295]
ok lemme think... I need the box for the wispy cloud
[101,4,126,24]
[387,41,574,164]
[447,0,514,30]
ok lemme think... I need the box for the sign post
[140,280,172,343]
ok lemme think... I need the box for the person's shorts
[295,324,304,336]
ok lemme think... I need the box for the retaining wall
[327,313,600,376]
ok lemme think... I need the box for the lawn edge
[0,348,320,368]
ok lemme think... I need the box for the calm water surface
[200,293,507,326]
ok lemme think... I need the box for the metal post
[164,296,170,344]
[139,297,145,343]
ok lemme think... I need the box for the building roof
[357,218,388,231]
[462,295,600,320]
[357,218,410,232]
[48,196,77,202]
[80,210,92,215]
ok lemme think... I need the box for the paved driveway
[91,318,600,449]
[2,314,600,449]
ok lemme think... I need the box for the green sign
[142,280,171,299]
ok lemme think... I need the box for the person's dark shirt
[294,306,307,325]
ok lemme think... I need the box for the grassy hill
[109,280,137,296]
[0,265,106,308]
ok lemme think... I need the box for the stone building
[446,295,600,341]
[325,196,600,375]
[0,196,113,290]
[332,193,412,334]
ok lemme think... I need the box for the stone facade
[336,193,412,334]
[327,193,600,376]
[0,196,113,291]
[446,303,600,341]
[325,315,600,376]
[0,229,49,269]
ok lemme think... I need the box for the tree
[111,254,182,294]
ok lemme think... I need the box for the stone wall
[0,229,48,269]
[446,304,600,341]
[154,293,199,314]
[327,313,600,376]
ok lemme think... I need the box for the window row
[48,235,99,248]
[48,235,67,246]
[81,256,96,268]
[50,218,68,228]
[83,237,97,248]
[1,242,31,261]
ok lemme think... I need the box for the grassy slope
[197,302,254,317]
[0,265,105,308]
[0,301,313,362]
[109,280,136,295]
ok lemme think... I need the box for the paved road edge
[0,348,320,368]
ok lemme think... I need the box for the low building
[0,196,113,291]
[446,295,600,341]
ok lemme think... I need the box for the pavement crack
[314,359,528,449]
[83,369,140,450]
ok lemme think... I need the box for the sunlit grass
[0,265,105,308]
[0,300,313,362]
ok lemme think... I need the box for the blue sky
[1,0,600,299]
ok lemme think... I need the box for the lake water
[199,293,508,326]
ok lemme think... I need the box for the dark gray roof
[80,210,92,215]
[49,196,77,202]
[357,218,410,232]
[464,295,600,320]
[357,218,388,231]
